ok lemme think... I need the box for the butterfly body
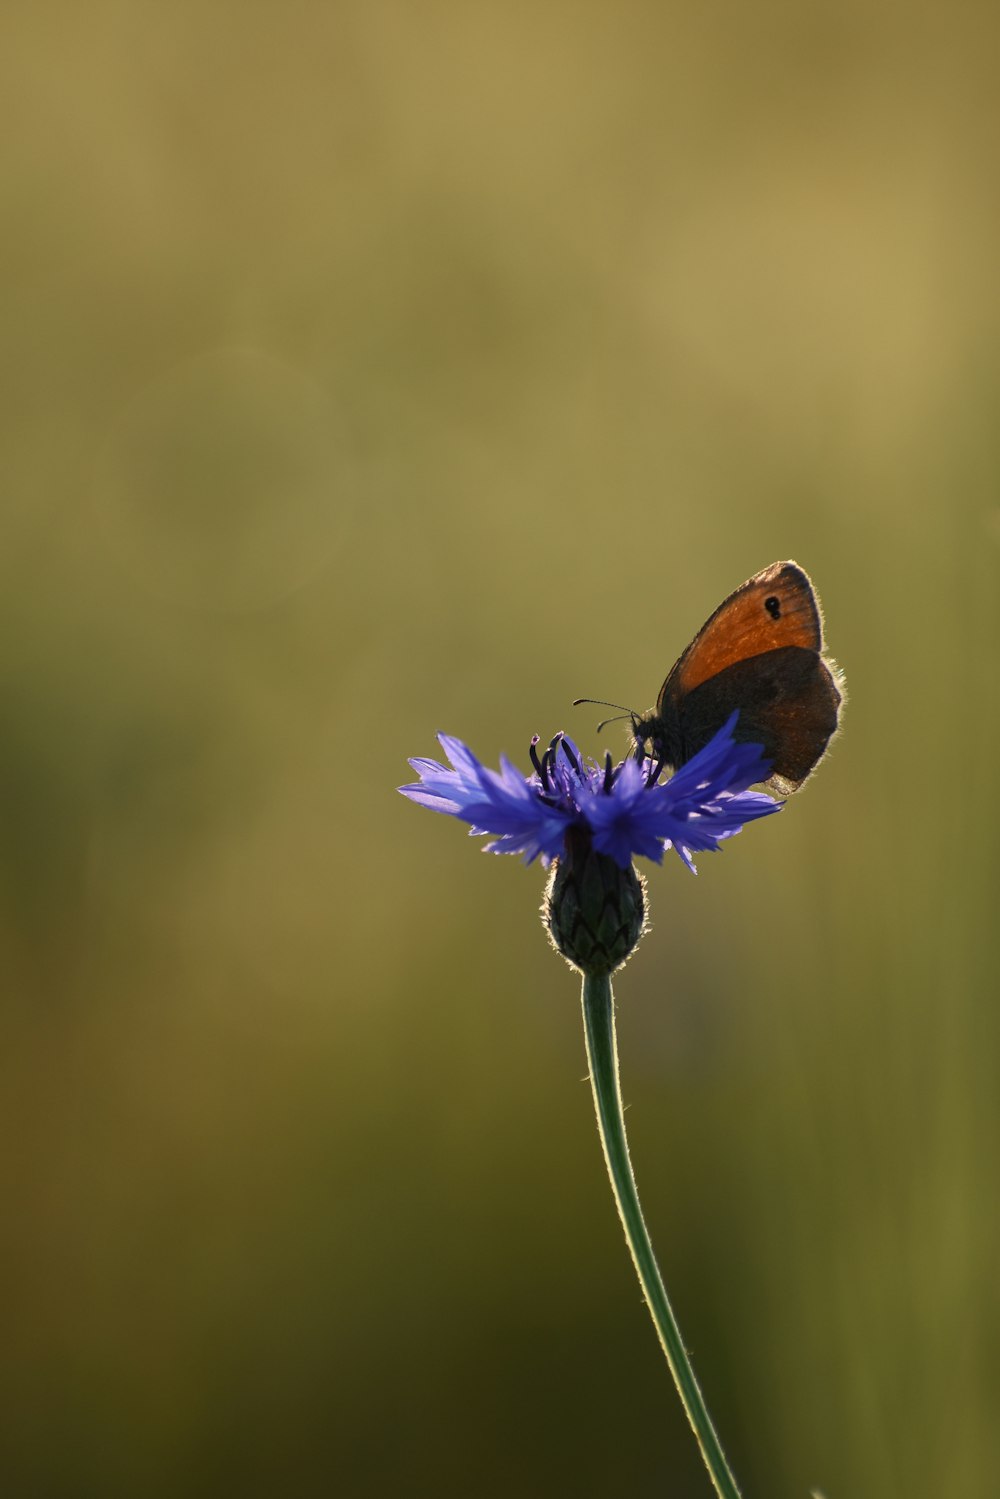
[632,561,843,794]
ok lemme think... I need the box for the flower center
[529,735,624,809]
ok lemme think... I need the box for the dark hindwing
[673,646,842,791]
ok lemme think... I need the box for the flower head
[399,711,780,873]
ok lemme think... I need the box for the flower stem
[581,971,744,1499]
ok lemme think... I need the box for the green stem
[581,971,744,1499]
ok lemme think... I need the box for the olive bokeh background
[3,4,999,1496]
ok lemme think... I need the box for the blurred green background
[2,3,998,1495]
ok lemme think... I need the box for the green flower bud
[542,826,647,976]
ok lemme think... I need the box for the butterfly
[580,561,844,795]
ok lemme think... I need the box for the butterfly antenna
[595,712,633,734]
[572,697,637,737]
[572,696,633,712]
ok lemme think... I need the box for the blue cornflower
[401,675,837,1491]
[400,711,780,873]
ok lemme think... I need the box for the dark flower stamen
[560,738,582,778]
[645,755,667,788]
[529,735,548,790]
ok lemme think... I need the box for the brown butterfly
[632,561,843,794]
[579,561,844,795]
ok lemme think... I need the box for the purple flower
[400,712,780,872]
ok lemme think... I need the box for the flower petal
[400,713,781,871]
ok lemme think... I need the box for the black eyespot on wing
[764,595,781,619]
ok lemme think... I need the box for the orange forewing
[633,559,843,793]
[662,562,823,702]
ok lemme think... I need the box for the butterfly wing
[650,561,843,792]
[668,646,842,792]
[658,561,824,702]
